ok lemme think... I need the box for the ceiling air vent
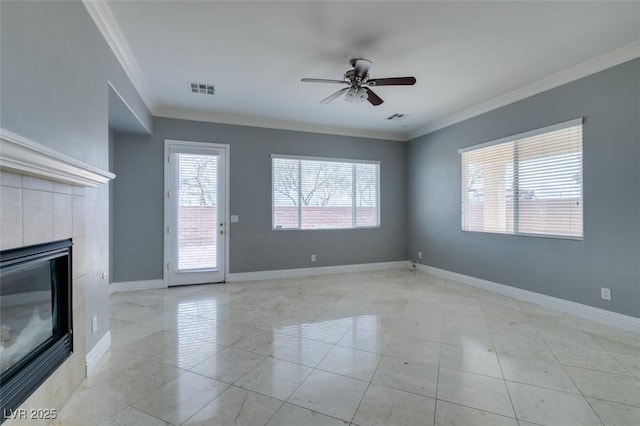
[190,82,215,95]
[386,113,409,121]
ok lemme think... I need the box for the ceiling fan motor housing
[344,69,369,85]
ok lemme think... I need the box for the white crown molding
[416,264,640,335]
[227,261,407,282]
[0,128,115,187]
[155,107,407,141]
[409,41,640,140]
[82,0,158,113]
[86,331,111,376]
[81,0,638,143]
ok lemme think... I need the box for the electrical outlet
[91,315,98,333]
[311,254,316,262]
[418,251,423,259]
[601,288,611,301]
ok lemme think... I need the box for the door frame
[163,139,230,286]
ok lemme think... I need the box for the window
[272,154,380,230]
[460,118,583,239]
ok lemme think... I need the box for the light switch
[230,215,239,223]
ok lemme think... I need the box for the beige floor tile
[131,371,229,424]
[230,328,290,355]
[548,343,630,376]
[372,355,439,397]
[436,367,514,417]
[148,339,225,369]
[564,366,640,407]
[97,407,172,426]
[236,357,312,400]
[611,352,640,378]
[507,381,601,425]
[299,319,352,344]
[439,327,494,351]
[384,335,441,364]
[498,354,579,393]
[52,387,127,426]
[288,369,368,422]
[439,344,502,378]
[394,318,442,341]
[266,403,349,426]
[434,400,518,426]
[353,384,436,426]
[337,328,392,353]
[90,359,184,404]
[492,332,555,361]
[588,332,640,356]
[52,271,640,426]
[182,386,282,425]
[190,346,265,383]
[318,345,382,381]
[272,337,334,367]
[587,398,640,426]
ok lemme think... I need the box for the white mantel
[0,128,103,423]
[0,128,114,187]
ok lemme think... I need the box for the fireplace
[0,240,72,419]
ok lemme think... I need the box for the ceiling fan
[301,58,416,106]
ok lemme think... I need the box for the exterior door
[166,141,227,285]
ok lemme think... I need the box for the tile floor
[53,270,640,425]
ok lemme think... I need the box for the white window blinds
[272,155,380,230]
[177,153,218,270]
[460,119,583,239]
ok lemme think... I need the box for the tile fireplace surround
[0,129,113,425]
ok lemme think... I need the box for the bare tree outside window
[273,159,352,207]
[355,164,377,207]
[273,157,380,229]
[179,155,217,206]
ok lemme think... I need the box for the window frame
[271,154,381,231]
[459,118,584,240]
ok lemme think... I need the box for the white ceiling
[102,1,640,140]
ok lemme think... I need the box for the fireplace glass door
[0,259,59,377]
[0,240,72,418]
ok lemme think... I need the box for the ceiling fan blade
[368,77,417,86]
[365,87,384,106]
[351,58,372,80]
[320,87,349,104]
[301,78,348,84]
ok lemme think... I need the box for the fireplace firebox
[0,240,72,420]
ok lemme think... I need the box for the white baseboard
[110,279,166,293]
[416,264,640,334]
[85,331,111,376]
[227,261,407,282]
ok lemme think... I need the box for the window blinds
[460,119,583,239]
[272,155,380,230]
[177,153,218,270]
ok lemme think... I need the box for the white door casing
[164,140,229,286]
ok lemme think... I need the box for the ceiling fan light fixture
[344,87,367,104]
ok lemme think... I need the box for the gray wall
[407,59,640,318]
[1,1,152,351]
[112,117,407,281]
[109,130,115,284]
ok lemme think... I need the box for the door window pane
[177,154,218,270]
